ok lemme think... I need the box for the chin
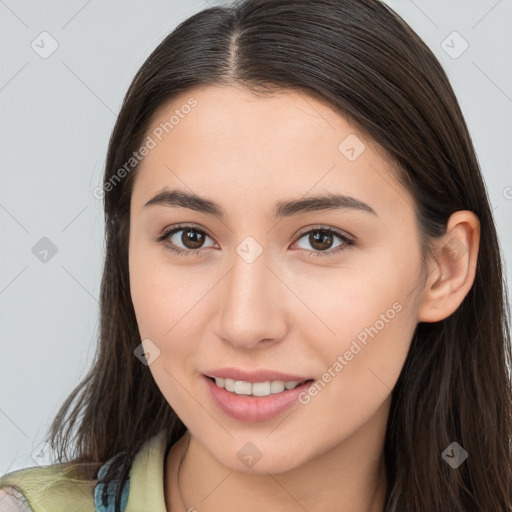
[207,439,308,475]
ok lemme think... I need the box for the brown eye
[307,230,335,251]
[293,227,354,257]
[157,225,216,256]
[156,224,354,258]
[177,228,206,250]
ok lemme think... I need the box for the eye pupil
[310,230,333,250]
[182,229,205,249]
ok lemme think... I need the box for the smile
[210,376,309,396]
[203,375,315,422]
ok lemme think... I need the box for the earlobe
[417,210,480,323]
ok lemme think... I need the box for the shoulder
[0,429,170,512]
[0,456,133,512]
[0,486,32,511]
[0,461,99,512]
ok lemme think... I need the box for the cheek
[128,246,217,397]
[129,242,200,338]
[291,261,417,404]
[128,247,205,413]
[295,304,412,440]
[288,264,407,347]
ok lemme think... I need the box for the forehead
[131,84,413,222]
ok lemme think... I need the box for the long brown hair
[45,0,512,510]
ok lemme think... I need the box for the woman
[1,0,510,510]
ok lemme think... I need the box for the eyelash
[154,224,355,259]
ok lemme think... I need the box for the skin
[128,84,480,511]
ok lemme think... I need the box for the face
[128,84,425,474]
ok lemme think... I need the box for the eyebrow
[144,188,377,218]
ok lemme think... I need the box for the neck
[165,403,389,512]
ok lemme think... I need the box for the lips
[203,375,315,422]
[203,367,313,383]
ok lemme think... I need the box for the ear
[417,210,480,323]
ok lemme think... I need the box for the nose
[213,252,289,351]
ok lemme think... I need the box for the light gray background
[1,0,511,473]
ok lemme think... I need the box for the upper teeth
[214,377,304,396]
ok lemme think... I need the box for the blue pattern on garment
[94,454,130,512]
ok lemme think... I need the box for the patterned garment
[93,454,130,512]
[0,429,170,512]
